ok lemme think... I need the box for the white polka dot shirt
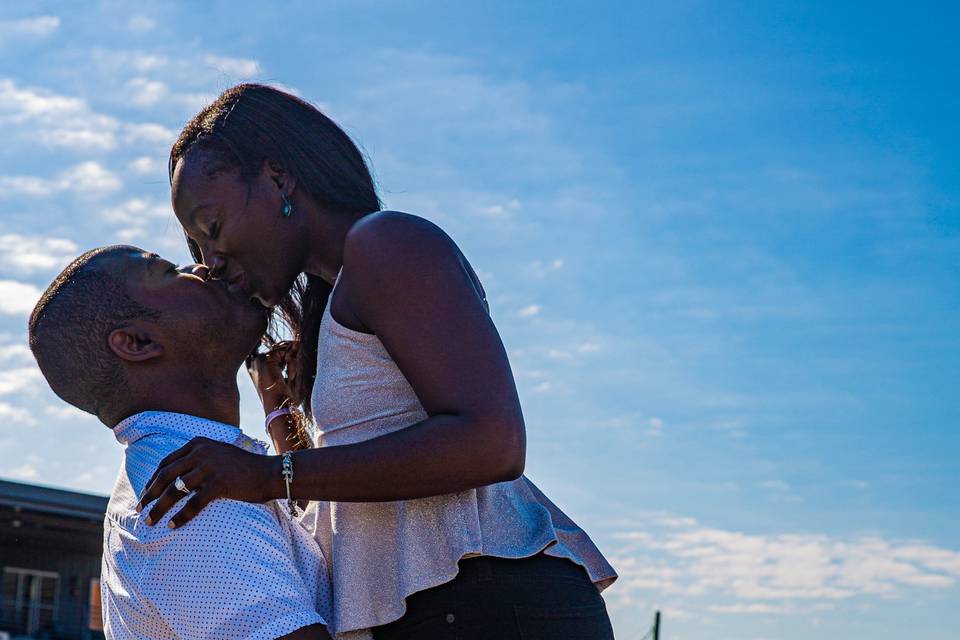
[101,411,331,639]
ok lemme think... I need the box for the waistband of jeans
[457,551,586,582]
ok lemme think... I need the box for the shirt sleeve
[133,496,328,640]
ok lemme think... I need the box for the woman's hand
[247,340,301,411]
[135,437,280,528]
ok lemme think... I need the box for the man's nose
[178,264,211,280]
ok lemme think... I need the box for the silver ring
[174,476,190,494]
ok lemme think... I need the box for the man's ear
[108,322,164,362]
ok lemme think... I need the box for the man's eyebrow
[145,254,172,273]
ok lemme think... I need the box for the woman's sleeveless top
[303,268,617,636]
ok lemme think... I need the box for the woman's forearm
[271,413,525,502]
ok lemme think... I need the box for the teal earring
[281,193,293,217]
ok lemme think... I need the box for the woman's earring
[281,193,293,218]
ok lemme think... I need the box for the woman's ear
[108,323,164,362]
[265,159,297,196]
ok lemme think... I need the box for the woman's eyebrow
[187,203,213,227]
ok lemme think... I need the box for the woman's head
[169,83,380,307]
[169,84,381,412]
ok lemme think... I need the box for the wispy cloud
[204,55,259,78]
[0,365,43,394]
[99,197,170,225]
[0,281,42,316]
[0,16,60,38]
[0,402,36,425]
[0,162,122,197]
[126,15,155,33]
[608,512,960,618]
[0,234,78,274]
[0,78,117,150]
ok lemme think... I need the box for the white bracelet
[265,407,293,436]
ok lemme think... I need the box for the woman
[137,84,617,639]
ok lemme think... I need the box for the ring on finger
[174,476,191,495]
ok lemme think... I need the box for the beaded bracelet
[281,452,298,517]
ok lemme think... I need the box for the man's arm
[132,495,331,640]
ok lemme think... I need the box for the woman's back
[305,267,617,636]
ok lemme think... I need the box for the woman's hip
[372,553,615,640]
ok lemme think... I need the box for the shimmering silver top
[304,268,617,637]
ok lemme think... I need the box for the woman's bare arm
[138,212,526,526]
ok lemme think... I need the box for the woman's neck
[301,204,369,285]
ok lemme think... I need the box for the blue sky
[1,2,958,638]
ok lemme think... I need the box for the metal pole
[653,610,661,640]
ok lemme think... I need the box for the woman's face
[171,152,306,308]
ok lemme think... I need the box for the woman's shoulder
[340,210,485,318]
[345,210,462,273]
[347,210,453,248]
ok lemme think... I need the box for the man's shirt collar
[113,410,268,454]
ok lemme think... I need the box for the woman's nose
[207,254,228,280]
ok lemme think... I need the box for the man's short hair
[28,246,159,420]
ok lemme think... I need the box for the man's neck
[109,377,242,428]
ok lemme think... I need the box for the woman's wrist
[258,454,287,502]
[260,391,292,415]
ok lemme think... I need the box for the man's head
[29,245,268,426]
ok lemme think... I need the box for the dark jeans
[373,553,615,640]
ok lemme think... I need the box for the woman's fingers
[141,459,201,525]
[136,438,206,510]
[168,489,215,529]
[143,468,205,526]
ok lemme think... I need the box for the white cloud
[0,78,117,150]
[129,156,160,174]
[478,199,520,218]
[529,257,564,278]
[0,162,122,197]
[0,366,43,394]
[0,344,31,363]
[0,402,36,425]
[58,162,122,193]
[577,341,602,353]
[44,404,96,423]
[124,122,176,145]
[127,77,168,107]
[611,513,960,612]
[126,15,155,33]
[0,234,78,273]
[0,16,60,38]
[5,463,38,480]
[99,198,170,225]
[519,304,541,317]
[204,55,259,78]
[0,280,42,315]
[0,79,175,152]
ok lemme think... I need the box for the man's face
[109,248,268,371]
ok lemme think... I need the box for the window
[0,567,59,636]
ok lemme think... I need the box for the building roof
[0,478,108,522]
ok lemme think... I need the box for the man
[28,245,332,640]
